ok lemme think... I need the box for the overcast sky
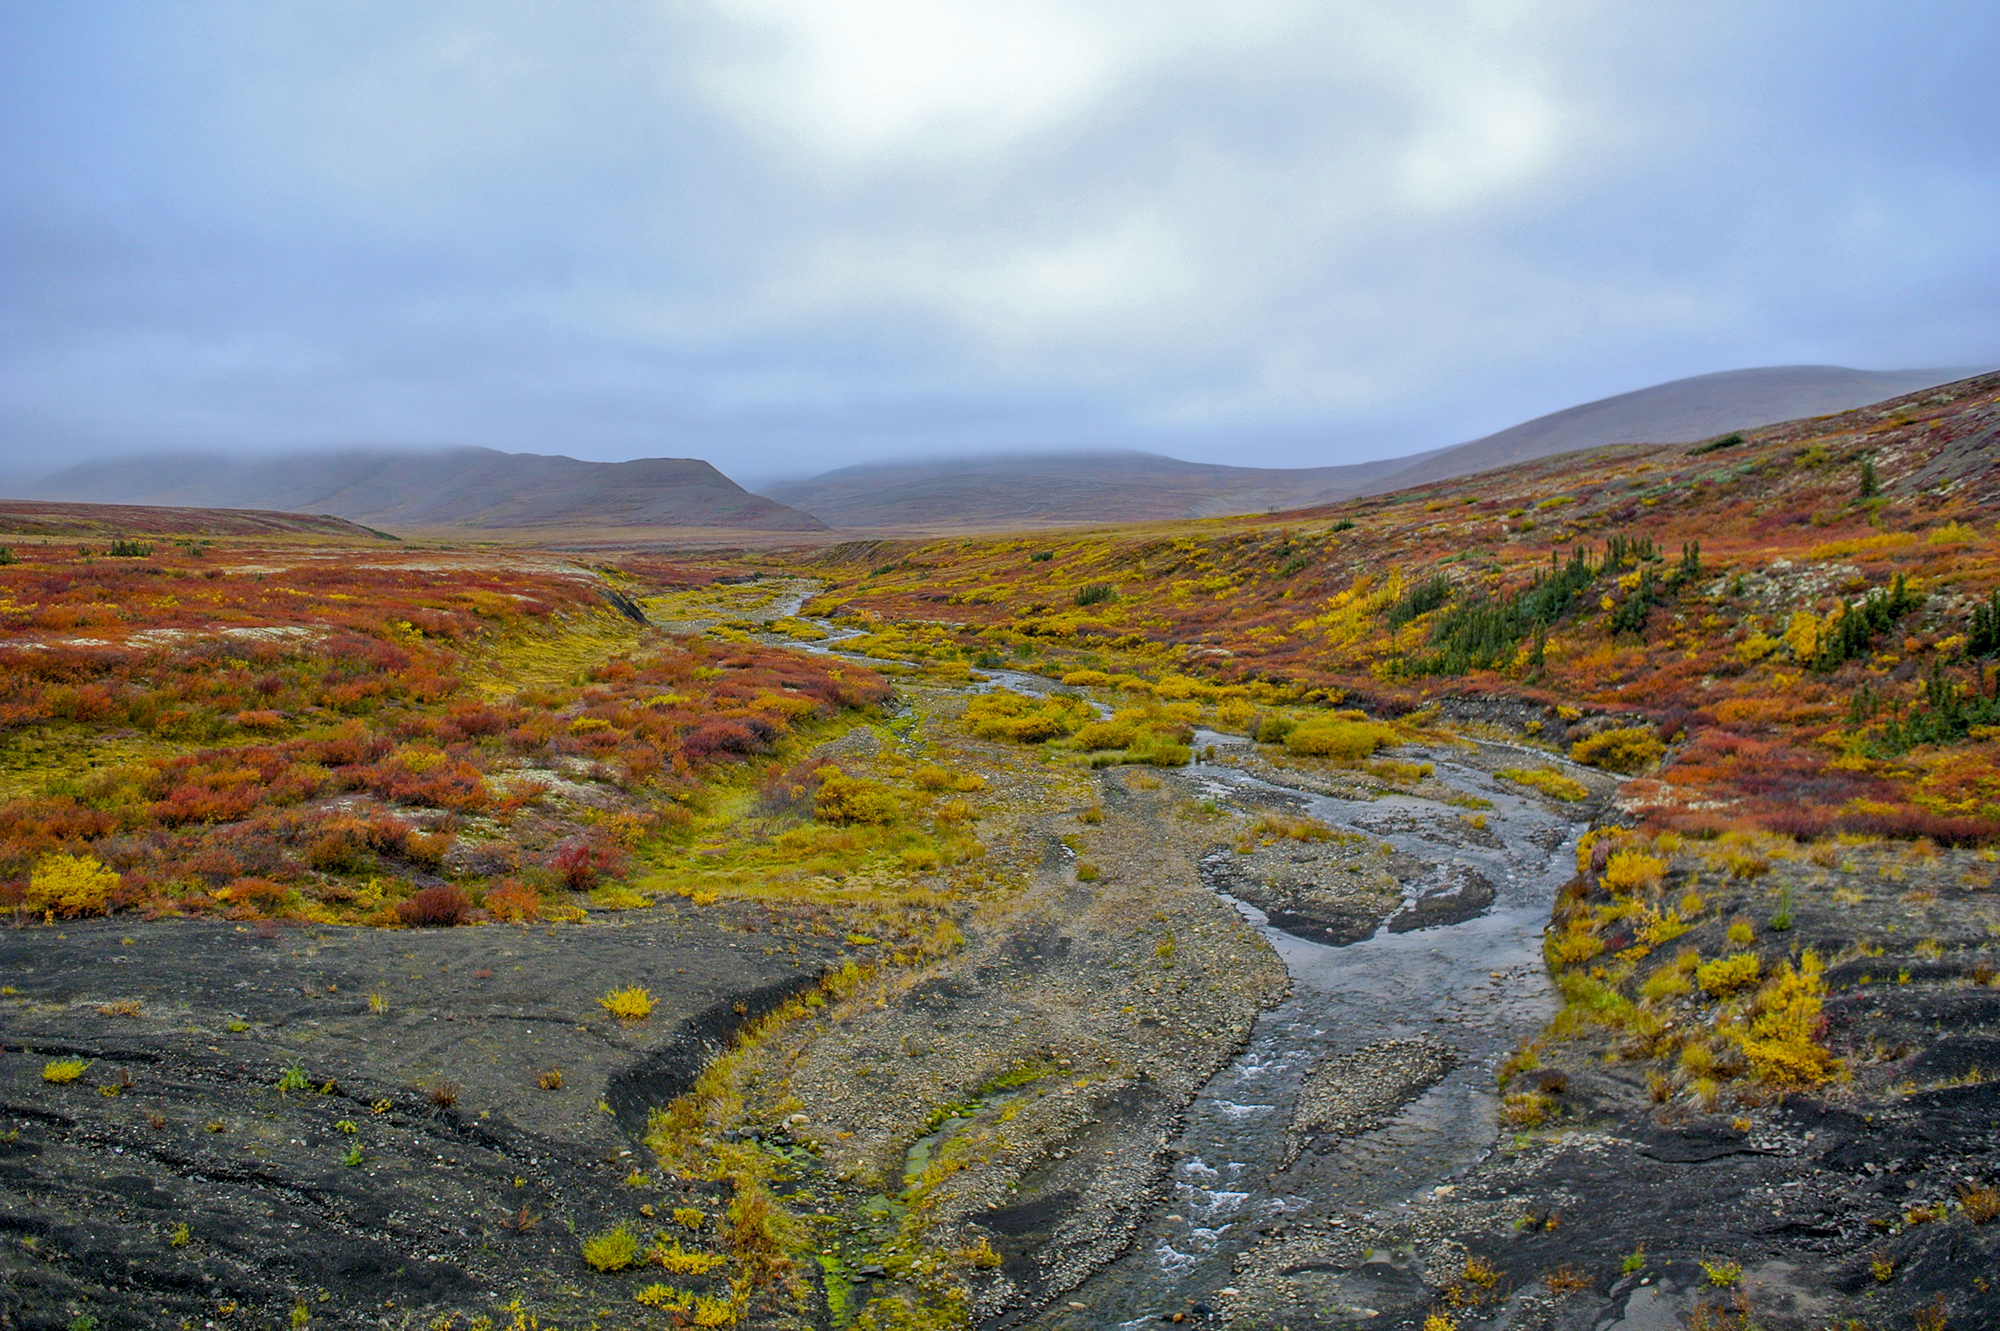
[3,1,1996,486]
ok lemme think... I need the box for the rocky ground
[0,902,842,1328]
[724,718,1292,1327]
[1198,825,1406,947]
[1216,835,2000,1331]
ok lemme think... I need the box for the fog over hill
[1372,364,1975,491]
[16,366,1982,537]
[23,447,824,533]
[758,449,1428,532]
[763,365,1982,530]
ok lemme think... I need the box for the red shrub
[483,878,541,922]
[682,718,767,762]
[549,839,626,890]
[397,884,471,927]
[440,702,514,739]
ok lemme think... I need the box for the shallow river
[1043,738,1588,1328]
[753,591,1589,1326]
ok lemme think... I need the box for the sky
[2,1,1997,488]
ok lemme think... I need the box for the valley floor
[7,370,2000,1331]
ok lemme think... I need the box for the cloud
[698,0,1123,162]
[0,0,1995,478]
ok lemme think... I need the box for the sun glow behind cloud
[0,0,1995,476]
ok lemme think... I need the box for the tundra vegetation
[3,372,1998,1329]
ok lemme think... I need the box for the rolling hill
[1365,364,1973,492]
[756,449,1423,532]
[0,499,395,540]
[22,448,825,534]
[762,365,1981,530]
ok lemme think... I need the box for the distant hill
[1364,365,1975,493]
[757,450,1426,531]
[762,365,1981,531]
[0,500,393,540]
[23,448,825,534]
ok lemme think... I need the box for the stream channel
[743,584,1592,1327]
[1053,738,1588,1329]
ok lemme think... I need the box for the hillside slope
[758,449,1426,531]
[0,499,394,540]
[763,365,1977,531]
[1367,363,1974,492]
[25,448,825,533]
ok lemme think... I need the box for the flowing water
[1048,739,1590,1328]
[740,590,1589,1325]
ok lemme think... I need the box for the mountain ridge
[760,364,1983,530]
[22,446,825,533]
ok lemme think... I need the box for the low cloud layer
[3,1,1996,484]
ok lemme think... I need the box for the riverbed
[1038,745,1590,1327]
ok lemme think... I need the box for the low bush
[1570,726,1666,773]
[963,689,1092,743]
[395,884,470,928]
[582,1224,639,1272]
[599,985,656,1020]
[1496,767,1588,801]
[1285,719,1396,760]
[1696,952,1761,995]
[813,772,901,824]
[25,853,120,918]
[480,877,538,922]
[1603,849,1667,893]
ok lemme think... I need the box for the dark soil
[0,903,841,1329]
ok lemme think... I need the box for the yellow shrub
[963,689,1092,743]
[1696,952,1761,995]
[43,1058,88,1084]
[649,1240,728,1275]
[389,743,448,773]
[1640,967,1692,1000]
[1731,949,1837,1085]
[582,1224,639,1272]
[598,986,656,1021]
[1497,767,1588,801]
[1214,698,1257,730]
[1285,720,1396,760]
[26,853,120,918]
[692,1295,738,1327]
[1546,925,1605,966]
[813,773,900,824]
[1603,849,1667,893]
[1636,908,1689,947]
[1570,727,1665,773]
[1783,611,1822,661]
[636,1284,693,1311]
[1072,719,1137,750]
